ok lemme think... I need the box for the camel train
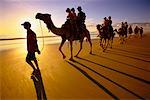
[35,10,143,60]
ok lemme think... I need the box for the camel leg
[103,39,108,52]
[110,37,113,48]
[86,33,92,54]
[104,39,107,49]
[75,39,83,57]
[100,38,102,46]
[69,40,74,61]
[101,38,105,50]
[59,39,66,59]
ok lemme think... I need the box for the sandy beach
[0,34,150,99]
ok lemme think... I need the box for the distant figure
[21,22,40,72]
[134,26,139,37]
[121,22,124,29]
[108,16,113,33]
[77,6,86,33]
[103,17,109,27]
[128,25,133,38]
[139,27,143,38]
[103,17,109,33]
[124,22,128,38]
[108,16,112,26]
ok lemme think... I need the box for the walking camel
[96,24,115,52]
[35,13,92,61]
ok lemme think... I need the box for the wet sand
[0,34,150,99]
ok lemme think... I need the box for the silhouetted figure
[103,17,109,34]
[124,22,128,38]
[103,17,109,27]
[139,27,143,38]
[77,6,86,33]
[71,8,77,20]
[134,26,139,37]
[128,25,133,34]
[108,16,112,26]
[66,8,75,34]
[108,16,113,34]
[21,22,40,72]
[71,8,79,35]
[66,8,73,20]
[121,22,124,29]
[128,25,133,38]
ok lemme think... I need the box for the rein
[39,20,45,52]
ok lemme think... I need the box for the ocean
[0,33,99,51]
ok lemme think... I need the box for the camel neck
[46,18,62,36]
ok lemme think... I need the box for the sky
[0,0,150,37]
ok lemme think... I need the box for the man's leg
[26,58,36,71]
[34,59,39,70]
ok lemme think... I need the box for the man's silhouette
[77,6,86,33]
[21,22,40,72]
[139,27,143,38]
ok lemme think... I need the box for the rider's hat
[77,6,82,10]
[21,21,31,27]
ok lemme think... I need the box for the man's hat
[77,6,82,10]
[21,21,31,27]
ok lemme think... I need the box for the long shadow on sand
[66,60,119,99]
[91,53,150,72]
[66,60,144,99]
[113,47,150,57]
[112,47,150,57]
[31,69,47,100]
[75,57,149,84]
[106,50,150,63]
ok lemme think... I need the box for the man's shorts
[26,52,36,61]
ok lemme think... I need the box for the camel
[114,28,127,44]
[35,13,92,61]
[96,24,115,52]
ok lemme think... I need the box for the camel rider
[71,8,79,35]
[121,22,124,29]
[124,22,128,37]
[108,16,112,25]
[71,8,77,20]
[77,6,86,33]
[103,17,109,33]
[104,17,109,27]
[66,8,74,20]
[108,16,113,32]
[66,8,75,34]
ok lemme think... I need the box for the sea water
[0,33,99,51]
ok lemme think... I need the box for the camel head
[35,13,51,23]
[96,24,101,29]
